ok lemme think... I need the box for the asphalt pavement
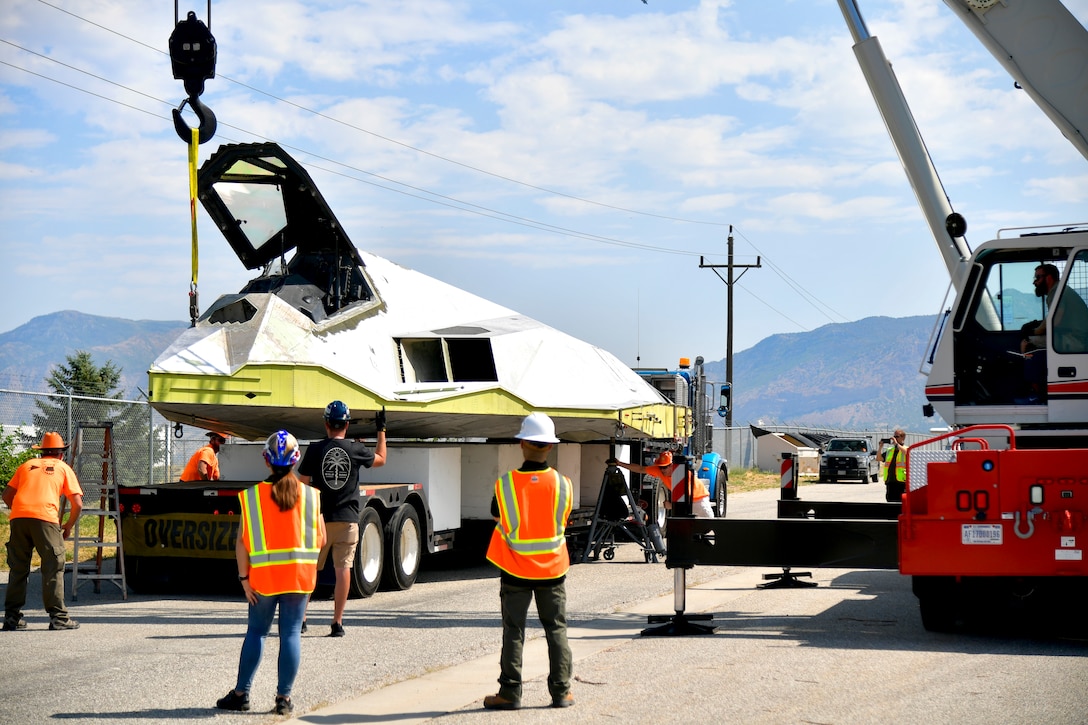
[1,479,1086,725]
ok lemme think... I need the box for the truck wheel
[654,482,669,535]
[919,596,959,633]
[382,504,422,591]
[914,576,961,632]
[350,507,383,598]
[714,465,728,517]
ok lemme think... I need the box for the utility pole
[699,225,760,428]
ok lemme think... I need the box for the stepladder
[579,465,666,564]
[68,421,127,599]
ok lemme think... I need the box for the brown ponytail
[267,467,300,511]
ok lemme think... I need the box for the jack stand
[641,568,716,636]
[758,567,817,589]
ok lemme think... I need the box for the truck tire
[350,507,384,598]
[654,482,669,535]
[713,465,728,517]
[914,576,961,633]
[382,504,422,591]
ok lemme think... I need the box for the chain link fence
[0,388,212,487]
[1,387,944,485]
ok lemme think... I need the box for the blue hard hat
[263,429,301,467]
[324,400,350,423]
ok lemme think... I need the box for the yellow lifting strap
[188,126,200,325]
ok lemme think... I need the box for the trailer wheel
[350,507,384,598]
[713,465,728,518]
[382,504,422,591]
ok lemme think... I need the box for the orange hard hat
[653,451,672,467]
[32,431,68,450]
[207,431,230,441]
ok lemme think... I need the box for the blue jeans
[234,592,307,698]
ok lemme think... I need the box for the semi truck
[632,356,728,521]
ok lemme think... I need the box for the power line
[0,49,696,257]
[33,0,732,229]
[731,225,851,324]
[12,2,849,332]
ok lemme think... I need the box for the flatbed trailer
[118,479,434,595]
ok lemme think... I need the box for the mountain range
[0,310,941,431]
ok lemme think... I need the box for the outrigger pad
[758,567,817,589]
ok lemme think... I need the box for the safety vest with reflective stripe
[238,480,322,595]
[486,468,573,581]
[884,446,906,483]
[649,463,709,503]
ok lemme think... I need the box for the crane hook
[172,95,218,144]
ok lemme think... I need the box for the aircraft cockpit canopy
[198,142,378,323]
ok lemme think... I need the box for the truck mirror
[717,383,731,418]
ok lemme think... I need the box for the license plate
[962,524,1003,545]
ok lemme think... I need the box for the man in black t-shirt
[298,400,386,637]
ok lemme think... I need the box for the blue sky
[2,0,1086,373]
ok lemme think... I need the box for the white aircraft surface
[148,143,684,443]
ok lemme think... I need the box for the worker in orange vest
[610,450,713,518]
[483,413,574,711]
[180,430,228,481]
[3,431,83,631]
[216,430,326,717]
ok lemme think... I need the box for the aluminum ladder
[69,421,127,599]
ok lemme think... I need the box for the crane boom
[836,0,972,289]
[941,0,1088,164]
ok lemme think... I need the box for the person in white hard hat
[483,412,574,711]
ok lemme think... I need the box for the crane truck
[841,0,1088,630]
[663,0,1087,635]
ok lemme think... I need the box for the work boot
[483,694,520,710]
[48,618,79,630]
[551,693,575,708]
[2,618,27,631]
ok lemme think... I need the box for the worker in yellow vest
[880,429,908,503]
[483,413,574,711]
[216,430,326,717]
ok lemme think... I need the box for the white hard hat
[515,412,560,443]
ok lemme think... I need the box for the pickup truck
[818,437,879,484]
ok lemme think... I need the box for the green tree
[28,351,153,487]
[0,429,37,490]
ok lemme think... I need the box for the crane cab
[925,228,1088,442]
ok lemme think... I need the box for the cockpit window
[972,259,1048,332]
[199,143,380,323]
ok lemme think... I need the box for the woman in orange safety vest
[216,430,325,717]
